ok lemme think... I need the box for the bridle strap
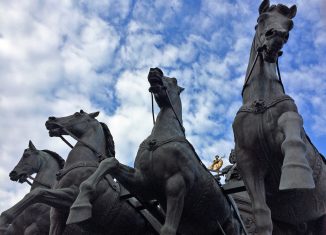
[24,178,33,186]
[54,122,112,160]
[60,135,74,149]
[151,92,156,125]
[164,89,185,135]
[241,49,262,97]
[241,46,285,97]
[27,175,52,188]
[276,57,285,93]
[149,86,185,135]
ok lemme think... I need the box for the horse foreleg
[278,111,315,190]
[0,187,76,228]
[160,174,186,235]
[49,208,69,235]
[24,223,40,235]
[236,148,272,235]
[67,157,144,224]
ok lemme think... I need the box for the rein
[241,44,286,97]
[164,89,185,134]
[26,175,52,188]
[54,122,112,161]
[151,93,156,125]
[148,87,247,235]
[149,86,185,135]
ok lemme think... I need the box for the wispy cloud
[0,0,325,213]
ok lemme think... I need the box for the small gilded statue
[208,155,223,172]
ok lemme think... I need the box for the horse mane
[42,150,65,169]
[100,122,115,158]
[268,4,291,17]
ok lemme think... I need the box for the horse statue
[68,68,244,235]
[232,0,326,234]
[0,111,156,235]
[0,141,64,235]
[221,150,256,235]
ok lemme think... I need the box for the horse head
[148,67,184,108]
[9,141,42,183]
[45,110,100,138]
[255,0,296,63]
[46,110,115,160]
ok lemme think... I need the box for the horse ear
[29,140,37,151]
[259,0,270,14]
[89,111,100,118]
[179,86,185,94]
[288,5,297,19]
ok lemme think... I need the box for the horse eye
[258,13,268,22]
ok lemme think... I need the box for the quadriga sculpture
[0,111,155,235]
[0,141,64,235]
[232,1,326,234]
[68,68,243,235]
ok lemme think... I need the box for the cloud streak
[0,0,325,213]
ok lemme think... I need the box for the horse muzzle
[263,33,286,63]
[9,171,27,183]
[148,85,166,94]
[45,121,67,137]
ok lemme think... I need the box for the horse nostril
[49,116,56,121]
[9,171,17,177]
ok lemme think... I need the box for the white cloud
[0,0,325,215]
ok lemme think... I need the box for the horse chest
[234,111,279,148]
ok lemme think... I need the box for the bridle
[52,119,114,161]
[149,84,185,135]
[241,32,285,97]
[22,155,54,188]
[148,82,248,235]
[25,175,52,188]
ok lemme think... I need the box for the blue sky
[0,0,325,212]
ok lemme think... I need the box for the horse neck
[150,99,184,140]
[30,153,60,190]
[65,122,106,167]
[242,35,285,104]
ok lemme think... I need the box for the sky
[0,0,325,213]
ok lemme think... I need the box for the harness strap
[139,136,188,151]
[27,175,52,188]
[237,95,293,114]
[140,136,248,235]
[56,161,99,180]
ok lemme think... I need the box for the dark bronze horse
[68,68,242,235]
[0,141,64,235]
[233,1,326,234]
[0,111,155,235]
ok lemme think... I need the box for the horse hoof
[66,203,93,224]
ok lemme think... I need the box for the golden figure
[208,155,223,172]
